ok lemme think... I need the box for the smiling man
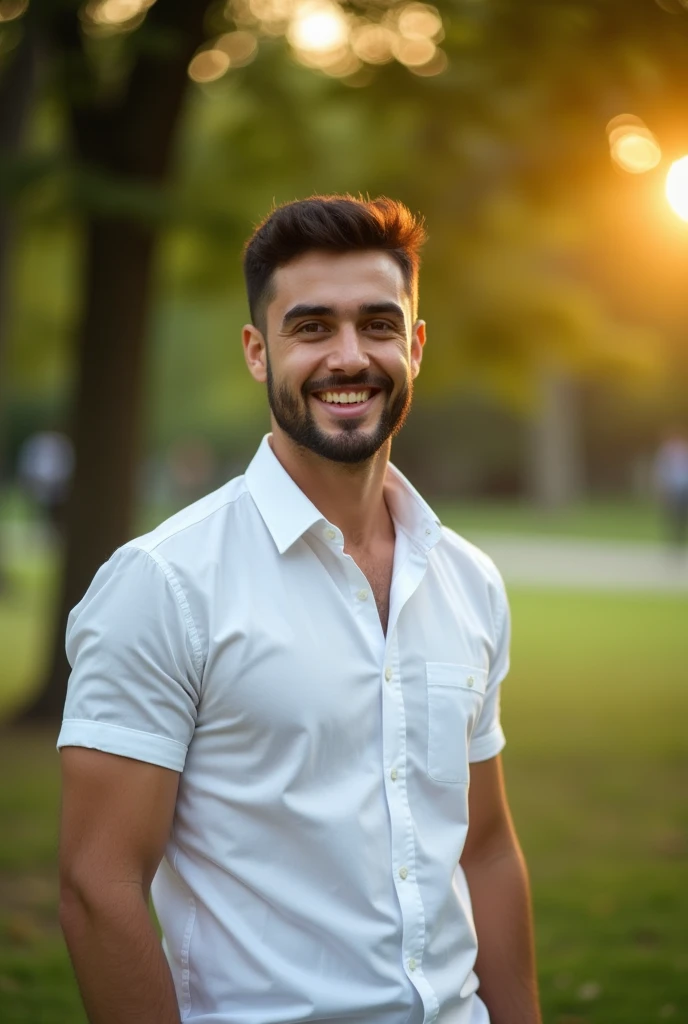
[58,195,541,1024]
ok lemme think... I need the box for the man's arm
[460,754,541,1024]
[59,747,182,1023]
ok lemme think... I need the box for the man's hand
[460,755,542,1024]
[59,747,182,1023]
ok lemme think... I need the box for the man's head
[241,195,427,464]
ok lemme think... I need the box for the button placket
[379,559,440,1024]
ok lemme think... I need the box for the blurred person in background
[57,196,541,1024]
[653,426,688,552]
[17,429,74,539]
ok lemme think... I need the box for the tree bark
[0,23,39,592]
[526,362,586,508]
[20,1,210,720]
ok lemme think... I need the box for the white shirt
[58,435,510,1024]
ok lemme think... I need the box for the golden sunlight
[288,1,349,54]
[610,131,662,174]
[666,156,688,221]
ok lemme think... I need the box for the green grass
[434,499,664,544]
[0,557,686,1022]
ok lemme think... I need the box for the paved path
[2,522,688,591]
[468,535,688,591]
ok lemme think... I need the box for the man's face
[243,250,425,464]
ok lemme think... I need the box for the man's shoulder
[435,523,506,594]
[128,474,253,563]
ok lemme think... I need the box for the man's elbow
[59,866,145,938]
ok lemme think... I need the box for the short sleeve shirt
[58,435,510,1024]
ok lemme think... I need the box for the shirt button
[384,666,393,682]
[408,958,417,971]
[399,866,408,880]
[467,675,475,688]
[324,528,336,541]
[390,767,398,782]
[357,589,369,601]
[425,528,432,536]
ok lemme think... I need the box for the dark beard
[266,361,413,465]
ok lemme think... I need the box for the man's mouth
[312,388,379,405]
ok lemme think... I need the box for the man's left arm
[460,753,542,1024]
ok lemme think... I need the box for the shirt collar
[245,434,442,555]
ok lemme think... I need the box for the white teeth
[319,389,372,405]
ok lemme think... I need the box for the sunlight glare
[666,156,688,221]
[288,1,349,54]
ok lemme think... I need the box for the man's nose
[326,324,370,375]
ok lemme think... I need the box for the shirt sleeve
[57,544,203,772]
[468,561,510,763]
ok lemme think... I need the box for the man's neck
[268,429,395,551]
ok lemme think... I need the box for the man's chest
[347,547,394,634]
[192,543,493,746]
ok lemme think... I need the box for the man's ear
[410,320,426,379]
[242,325,268,383]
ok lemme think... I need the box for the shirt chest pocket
[426,662,488,784]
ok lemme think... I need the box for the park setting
[1,1,688,1022]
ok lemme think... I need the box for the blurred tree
[15,0,211,718]
[0,12,39,590]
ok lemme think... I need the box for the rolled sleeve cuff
[57,719,188,772]
[468,725,506,763]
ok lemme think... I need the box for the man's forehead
[271,250,407,310]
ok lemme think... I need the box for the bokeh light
[188,49,232,83]
[393,35,436,67]
[215,30,259,67]
[666,155,688,221]
[220,0,447,76]
[351,24,396,64]
[83,0,156,27]
[0,0,28,21]
[287,1,349,55]
[396,3,443,42]
[606,114,662,174]
[409,47,447,76]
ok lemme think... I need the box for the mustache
[303,373,392,395]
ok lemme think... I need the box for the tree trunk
[20,1,210,720]
[0,25,39,592]
[24,219,156,718]
[527,362,586,508]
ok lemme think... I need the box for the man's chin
[302,425,386,464]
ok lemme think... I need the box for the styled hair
[242,194,427,333]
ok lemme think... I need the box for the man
[58,195,541,1024]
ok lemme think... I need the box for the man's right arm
[59,747,182,1024]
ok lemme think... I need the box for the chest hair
[350,550,394,635]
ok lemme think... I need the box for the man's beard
[266,360,413,465]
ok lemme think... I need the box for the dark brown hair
[242,194,427,333]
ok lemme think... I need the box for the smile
[315,390,374,405]
[310,388,382,418]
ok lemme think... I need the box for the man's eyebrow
[359,302,405,319]
[280,301,406,329]
[281,304,335,327]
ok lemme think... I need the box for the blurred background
[0,0,687,1021]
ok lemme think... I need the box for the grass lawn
[434,499,664,544]
[0,564,686,1021]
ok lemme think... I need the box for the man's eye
[298,322,328,334]
[368,320,395,332]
